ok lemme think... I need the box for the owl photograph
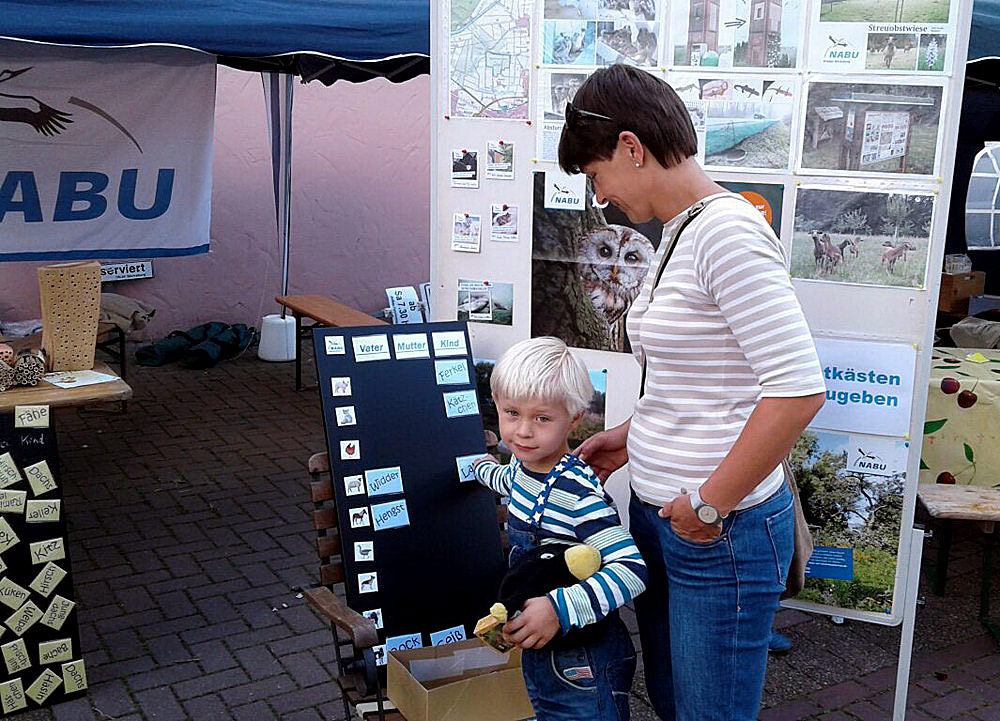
[531,171,661,352]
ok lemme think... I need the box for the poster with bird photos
[531,171,663,353]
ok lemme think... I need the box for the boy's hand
[503,597,560,650]
[471,454,499,470]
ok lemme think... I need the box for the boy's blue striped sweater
[475,453,647,633]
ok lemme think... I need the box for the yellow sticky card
[25,667,61,705]
[0,578,30,611]
[39,595,74,631]
[5,601,41,637]
[25,500,60,523]
[0,519,19,554]
[28,538,64,565]
[38,639,72,665]
[0,490,26,515]
[0,455,20,490]
[0,677,25,714]
[29,563,66,598]
[62,659,87,693]
[13,406,48,429]
[965,352,989,364]
[1,639,30,675]
[23,461,56,497]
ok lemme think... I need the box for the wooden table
[275,295,388,390]
[0,363,131,413]
[918,483,1000,644]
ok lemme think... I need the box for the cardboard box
[939,271,986,314]
[387,639,534,721]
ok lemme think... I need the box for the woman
[563,65,826,720]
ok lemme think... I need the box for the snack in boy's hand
[474,602,515,652]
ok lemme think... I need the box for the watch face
[696,504,719,525]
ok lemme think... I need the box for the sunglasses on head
[564,101,614,128]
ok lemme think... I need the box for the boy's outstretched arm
[472,454,517,496]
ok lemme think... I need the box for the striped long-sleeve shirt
[474,453,647,633]
[626,193,827,509]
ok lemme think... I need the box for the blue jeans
[508,519,637,721]
[628,482,794,721]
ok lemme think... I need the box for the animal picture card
[335,406,357,426]
[324,336,346,355]
[490,204,519,242]
[456,454,482,483]
[358,572,379,594]
[452,213,482,253]
[435,359,470,386]
[340,440,361,461]
[354,541,374,563]
[457,279,513,326]
[349,507,371,529]
[362,608,384,629]
[365,467,404,498]
[443,390,479,418]
[486,140,514,180]
[331,377,352,397]
[344,474,366,497]
[451,149,479,188]
[373,644,387,666]
[371,499,410,531]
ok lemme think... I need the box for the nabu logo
[549,183,578,205]
[855,447,887,471]
[824,35,859,62]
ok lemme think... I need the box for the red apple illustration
[958,390,978,408]
[936,471,956,484]
[345,443,356,455]
[940,377,960,394]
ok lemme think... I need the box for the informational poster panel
[430,0,975,626]
[312,322,506,666]
[0,414,85,715]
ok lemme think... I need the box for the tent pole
[280,77,293,298]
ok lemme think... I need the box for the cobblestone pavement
[11,350,998,720]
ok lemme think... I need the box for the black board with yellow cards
[0,414,85,714]
[312,320,505,668]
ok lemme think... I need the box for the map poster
[860,111,910,166]
[449,0,532,119]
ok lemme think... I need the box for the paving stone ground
[10,348,999,720]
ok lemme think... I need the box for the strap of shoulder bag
[638,193,745,398]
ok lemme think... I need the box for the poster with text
[791,187,934,288]
[670,0,803,68]
[793,430,908,616]
[719,181,783,236]
[537,69,593,163]
[532,172,663,353]
[457,279,514,325]
[671,74,797,171]
[811,338,916,437]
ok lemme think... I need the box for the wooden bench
[275,295,388,390]
[918,483,1000,644]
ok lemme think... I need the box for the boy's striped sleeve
[473,458,516,496]
[547,488,647,632]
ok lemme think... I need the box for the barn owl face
[578,224,654,325]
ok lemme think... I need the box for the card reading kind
[324,336,346,355]
[393,333,430,360]
[435,359,469,385]
[354,541,374,562]
[358,572,378,594]
[443,389,479,418]
[352,334,391,362]
[365,467,403,497]
[370,499,410,531]
[456,454,481,483]
[349,507,370,529]
[432,331,467,357]
[430,624,467,646]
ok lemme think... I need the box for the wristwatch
[689,488,725,527]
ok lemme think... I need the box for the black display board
[0,413,85,714]
[313,321,505,665]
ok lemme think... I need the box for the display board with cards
[0,414,85,715]
[312,321,506,667]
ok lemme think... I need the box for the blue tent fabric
[0,0,428,82]
[972,0,1000,61]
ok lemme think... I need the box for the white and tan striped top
[625,193,826,509]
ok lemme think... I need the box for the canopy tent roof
[972,0,999,63]
[0,0,429,84]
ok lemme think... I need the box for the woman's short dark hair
[558,65,697,175]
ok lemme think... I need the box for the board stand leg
[979,522,999,645]
[893,526,925,721]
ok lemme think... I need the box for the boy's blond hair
[490,336,593,416]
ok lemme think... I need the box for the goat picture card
[790,187,934,289]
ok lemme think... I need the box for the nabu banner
[0,42,215,261]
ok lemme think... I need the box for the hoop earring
[592,195,609,209]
